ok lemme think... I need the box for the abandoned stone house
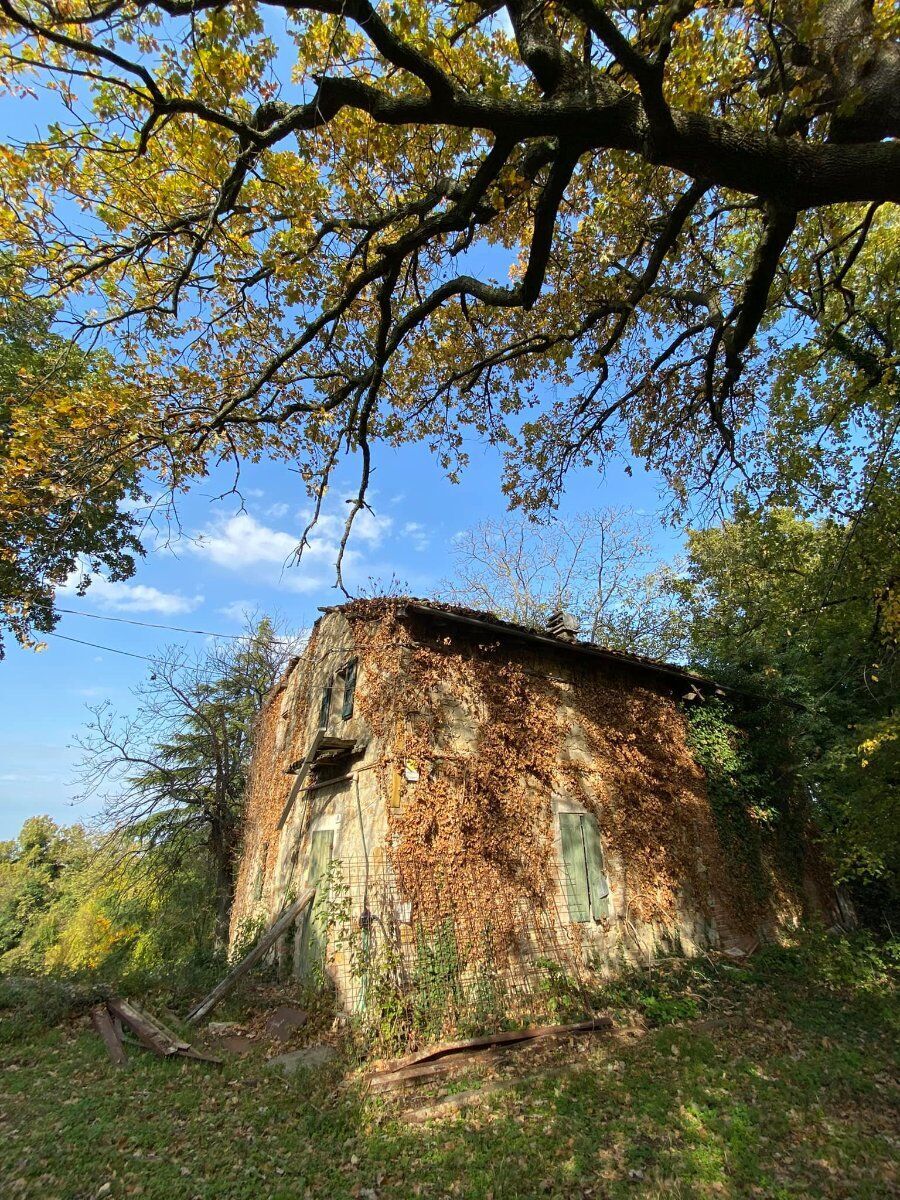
[229,598,840,1010]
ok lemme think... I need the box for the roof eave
[401,601,727,696]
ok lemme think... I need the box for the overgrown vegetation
[684,698,807,914]
[0,618,292,993]
[675,505,899,923]
[2,934,896,1199]
[77,616,293,946]
[0,816,226,1007]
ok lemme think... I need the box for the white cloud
[402,521,430,552]
[192,513,299,570]
[265,501,290,519]
[218,599,259,623]
[67,575,204,615]
[355,508,393,545]
[190,503,393,594]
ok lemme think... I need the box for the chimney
[547,610,579,642]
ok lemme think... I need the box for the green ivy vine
[684,698,804,907]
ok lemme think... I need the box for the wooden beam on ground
[91,1003,128,1067]
[103,997,222,1063]
[184,887,316,1025]
[376,1016,614,1076]
[107,997,188,1057]
[367,1049,501,1093]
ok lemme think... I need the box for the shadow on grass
[1,937,897,1200]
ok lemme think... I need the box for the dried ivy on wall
[555,669,728,930]
[345,601,750,949]
[345,601,561,959]
[232,599,830,958]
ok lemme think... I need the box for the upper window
[340,658,358,720]
[559,812,610,922]
[318,680,332,729]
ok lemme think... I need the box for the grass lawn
[1,935,897,1200]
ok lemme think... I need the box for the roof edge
[398,600,728,696]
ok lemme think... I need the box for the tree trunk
[209,822,236,953]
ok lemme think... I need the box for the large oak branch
[264,78,900,208]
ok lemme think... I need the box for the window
[318,679,332,729]
[559,812,610,922]
[340,658,358,720]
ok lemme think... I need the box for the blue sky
[0,20,684,839]
[0,436,678,839]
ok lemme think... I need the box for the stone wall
[230,601,837,1004]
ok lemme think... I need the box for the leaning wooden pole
[185,887,316,1025]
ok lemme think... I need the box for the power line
[56,606,295,643]
[47,626,352,666]
[47,631,156,661]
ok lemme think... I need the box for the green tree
[0,816,223,985]
[0,817,93,964]
[0,260,148,655]
[0,2,896,583]
[78,617,296,947]
[674,498,899,914]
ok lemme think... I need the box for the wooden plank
[401,1079,511,1121]
[126,1000,192,1049]
[107,997,183,1057]
[105,997,222,1064]
[377,1017,614,1075]
[277,732,324,828]
[91,1004,128,1067]
[367,1049,500,1093]
[184,886,316,1024]
[174,1045,224,1066]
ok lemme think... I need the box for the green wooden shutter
[582,815,611,920]
[307,828,335,887]
[560,812,611,923]
[298,829,335,979]
[341,658,357,720]
[560,813,590,922]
